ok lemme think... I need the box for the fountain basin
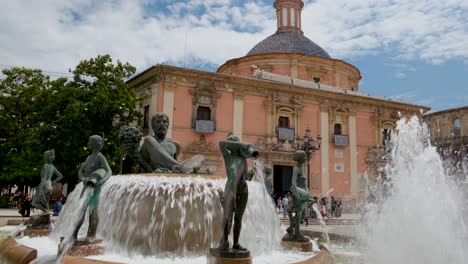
[0,237,37,264]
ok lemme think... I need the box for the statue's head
[293,150,306,163]
[88,135,103,151]
[44,149,55,162]
[263,165,272,176]
[152,113,169,139]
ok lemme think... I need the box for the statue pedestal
[27,213,51,229]
[207,248,252,264]
[68,240,104,257]
[281,240,313,252]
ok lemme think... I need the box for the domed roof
[246,31,331,58]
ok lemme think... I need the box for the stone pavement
[277,212,361,241]
[0,208,40,226]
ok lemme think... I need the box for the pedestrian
[335,198,342,218]
[13,191,21,208]
[53,196,64,216]
[331,196,337,218]
[277,197,282,213]
[282,194,289,218]
[18,195,32,217]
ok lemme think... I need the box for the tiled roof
[246,31,331,58]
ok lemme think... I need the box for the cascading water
[311,203,330,245]
[360,116,468,264]
[54,185,94,263]
[51,174,283,257]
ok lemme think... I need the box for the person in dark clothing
[53,196,64,216]
[331,196,337,218]
[19,195,32,217]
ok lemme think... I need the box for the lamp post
[298,127,321,191]
[112,108,138,175]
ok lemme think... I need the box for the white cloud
[0,0,467,74]
[302,0,468,62]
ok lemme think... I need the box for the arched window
[454,119,461,137]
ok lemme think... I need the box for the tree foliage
[0,55,141,189]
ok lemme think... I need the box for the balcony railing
[195,120,214,133]
[333,134,349,147]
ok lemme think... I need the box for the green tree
[0,55,141,191]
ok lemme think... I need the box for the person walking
[277,197,282,214]
[282,194,289,218]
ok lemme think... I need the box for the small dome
[246,31,331,58]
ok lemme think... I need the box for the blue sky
[1,0,467,112]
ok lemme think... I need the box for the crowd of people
[274,193,343,222]
[4,190,65,217]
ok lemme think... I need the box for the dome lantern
[274,0,304,34]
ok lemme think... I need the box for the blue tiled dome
[246,31,331,58]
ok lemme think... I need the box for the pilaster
[349,111,358,194]
[163,82,175,138]
[320,106,329,196]
[233,92,244,140]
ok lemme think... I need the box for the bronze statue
[122,112,204,173]
[32,149,63,213]
[217,134,259,251]
[284,150,315,242]
[73,135,112,242]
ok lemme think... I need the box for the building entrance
[273,165,293,197]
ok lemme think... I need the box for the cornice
[129,64,429,113]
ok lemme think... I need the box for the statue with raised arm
[72,135,112,242]
[122,112,204,173]
[214,134,259,255]
[284,150,315,242]
[32,149,63,213]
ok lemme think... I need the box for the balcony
[195,120,214,133]
[333,135,348,147]
[277,127,295,141]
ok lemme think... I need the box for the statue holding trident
[212,134,258,258]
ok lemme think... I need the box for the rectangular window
[334,124,342,135]
[197,106,211,121]
[278,116,290,128]
[143,105,150,129]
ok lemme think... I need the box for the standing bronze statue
[73,135,112,242]
[32,149,63,213]
[216,134,259,253]
[284,150,315,242]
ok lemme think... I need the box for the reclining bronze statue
[121,112,204,173]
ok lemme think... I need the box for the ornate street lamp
[300,127,321,190]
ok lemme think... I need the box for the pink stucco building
[128,0,428,199]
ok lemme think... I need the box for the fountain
[0,113,332,264]
[357,116,468,263]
